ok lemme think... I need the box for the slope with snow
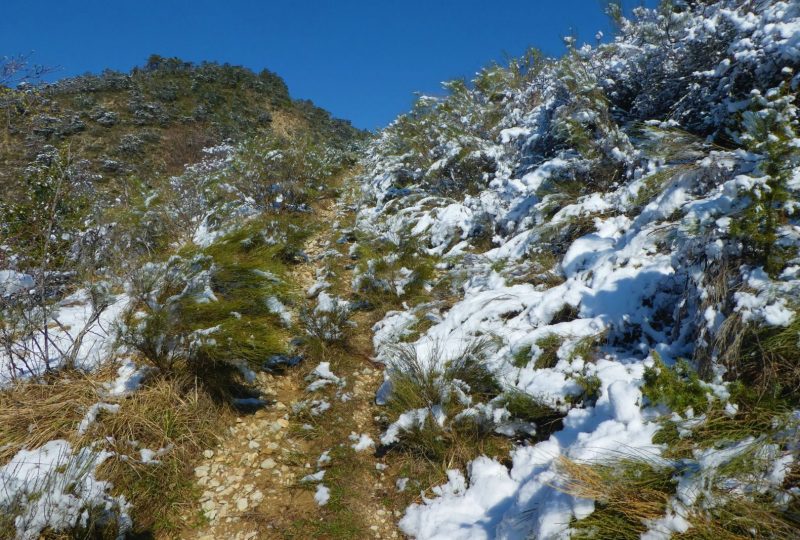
[357,1,800,538]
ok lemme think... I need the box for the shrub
[381,340,505,463]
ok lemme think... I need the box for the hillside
[1,1,800,539]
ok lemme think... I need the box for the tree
[731,75,799,276]
[1,53,54,87]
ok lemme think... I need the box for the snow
[349,432,375,452]
[266,296,293,327]
[105,359,151,397]
[77,403,120,435]
[399,458,518,540]
[317,450,331,467]
[314,484,331,506]
[1,291,130,384]
[354,3,800,536]
[305,361,344,392]
[301,470,326,483]
[0,270,34,296]
[0,440,130,540]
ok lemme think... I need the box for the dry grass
[93,374,227,534]
[0,367,113,464]
[555,456,674,539]
[679,498,800,540]
[0,369,228,537]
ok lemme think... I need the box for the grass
[0,369,227,538]
[122,215,306,381]
[352,233,439,312]
[557,456,676,540]
[94,374,226,535]
[280,334,389,538]
[678,496,800,539]
[512,344,533,368]
[533,334,562,369]
[380,340,509,467]
[568,331,607,363]
[641,354,709,414]
[0,368,107,464]
[735,314,800,401]
[499,390,564,441]
[286,445,377,539]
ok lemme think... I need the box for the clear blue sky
[1,1,655,130]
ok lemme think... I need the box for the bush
[381,340,506,463]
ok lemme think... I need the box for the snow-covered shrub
[379,340,505,461]
[119,216,299,379]
[302,292,352,344]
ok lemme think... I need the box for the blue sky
[1,1,655,130]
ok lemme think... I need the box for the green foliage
[0,146,92,268]
[353,233,438,310]
[499,390,564,440]
[376,49,547,198]
[512,344,532,368]
[575,374,603,404]
[731,79,799,277]
[231,133,353,209]
[121,217,302,378]
[534,334,562,369]
[642,354,709,413]
[383,340,505,462]
[736,311,800,401]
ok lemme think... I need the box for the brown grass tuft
[0,368,109,464]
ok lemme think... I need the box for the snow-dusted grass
[0,439,131,540]
[0,370,105,463]
[558,455,675,540]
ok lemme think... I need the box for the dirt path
[179,181,403,539]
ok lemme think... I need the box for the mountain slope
[353,1,800,538]
[1,1,800,539]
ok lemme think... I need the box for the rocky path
[179,182,403,539]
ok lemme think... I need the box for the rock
[248,440,260,449]
[260,458,277,469]
[203,449,215,459]
[194,465,210,478]
[236,498,249,512]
